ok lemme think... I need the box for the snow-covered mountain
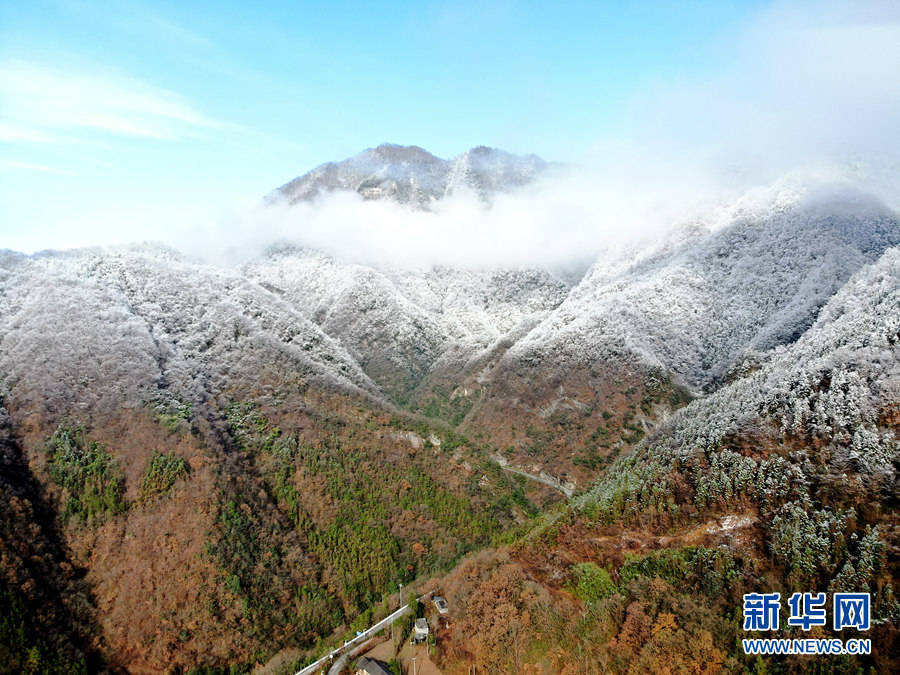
[497,186,900,394]
[273,144,548,208]
[0,245,382,425]
[243,246,570,402]
[2,147,900,672]
[580,223,900,580]
[3,171,898,463]
[4,177,896,495]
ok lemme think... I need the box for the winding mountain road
[491,454,575,497]
[294,591,433,675]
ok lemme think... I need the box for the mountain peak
[272,144,548,208]
[363,143,438,161]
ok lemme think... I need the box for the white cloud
[179,0,898,270]
[58,0,213,49]
[624,0,900,186]
[177,0,900,271]
[0,160,70,174]
[171,158,744,270]
[0,123,58,143]
[0,60,221,141]
[6,0,899,265]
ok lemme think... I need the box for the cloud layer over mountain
[159,1,900,270]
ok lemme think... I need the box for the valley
[1,147,898,674]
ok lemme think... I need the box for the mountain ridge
[1,154,899,671]
[272,143,549,208]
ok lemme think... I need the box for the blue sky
[2,1,898,254]
[0,1,768,251]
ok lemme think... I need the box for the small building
[433,596,449,614]
[412,617,429,644]
[355,656,392,675]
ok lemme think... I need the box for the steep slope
[0,402,104,673]
[243,247,448,403]
[512,188,899,390]
[443,146,548,200]
[585,241,900,518]
[433,244,900,674]
[0,245,544,671]
[243,246,570,406]
[0,244,381,425]
[463,189,900,486]
[273,144,547,208]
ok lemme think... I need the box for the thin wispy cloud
[173,1,900,270]
[3,0,898,261]
[623,1,900,181]
[0,160,71,175]
[0,60,223,142]
[58,0,213,49]
[0,123,59,144]
[135,8,212,49]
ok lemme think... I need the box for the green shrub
[152,399,193,433]
[140,452,190,500]
[769,502,850,587]
[572,562,616,604]
[46,427,127,525]
[618,546,741,599]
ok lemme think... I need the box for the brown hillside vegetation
[1,379,542,671]
[433,503,898,674]
[1,196,898,673]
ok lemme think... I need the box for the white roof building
[412,617,429,643]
